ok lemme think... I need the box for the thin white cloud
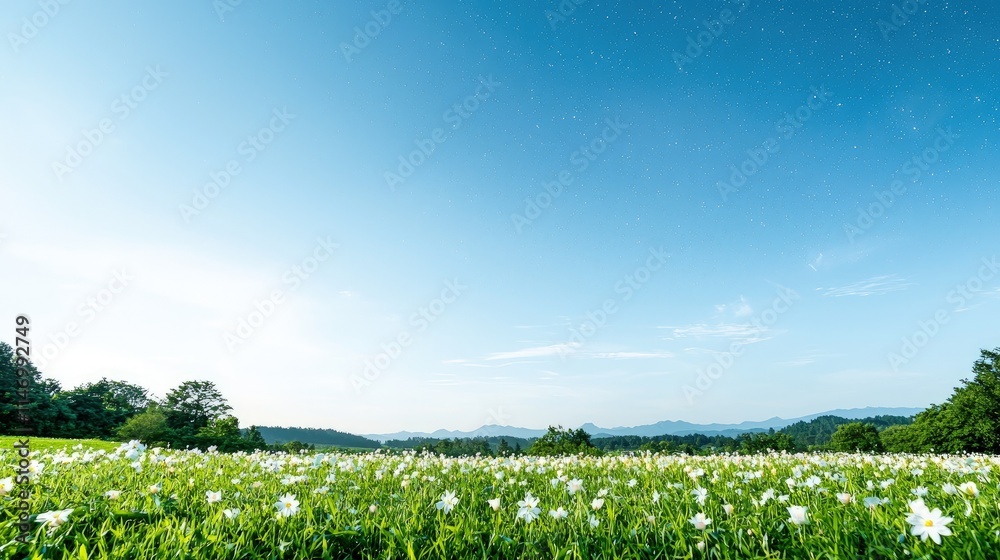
[661,323,763,339]
[484,343,579,361]
[590,351,675,359]
[715,296,753,318]
[818,274,913,297]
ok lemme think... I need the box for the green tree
[906,347,1000,453]
[243,425,268,448]
[880,424,921,452]
[162,380,232,431]
[58,378,152,438]
[0,342,76,436]
[116,404,170,445]
[829,422,884,452]
[739,429,798,454]
[496,438,513,456]
[527,426,601,456]
[198,416,248,451]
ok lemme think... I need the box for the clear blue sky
[1,0,997,433]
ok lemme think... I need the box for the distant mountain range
[363,407,923,442]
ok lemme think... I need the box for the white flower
[689,512,712,530]
[723,503,734,516]
[836,493,852,505]
[942,483,958,496]
[549,507,569,520]
[787,506,809,526]
[35,508,73,529]
[0,478,13,496]
[652,490,660,504]
[959,482,979,498]
[149,483,161,495]
[691,487,708,505]
[436,491,459,514]
[907,506,953,544]
[487,498,501,511]
[591,498,605,510]
[275,493,300,517]
[911,486,928,497]
[516,492,541,523]
[863,496,883,509]
[588,514,600,527]
[627,479,637,488]
[206,490,222,504]
[314,486,330,495]
[760,489,775,504]
[597,488,609,497]
[909,498,929,516]
[369,504,377,513]
[223,508,240,519]
[104,490,121,500]
[567,478,584,495]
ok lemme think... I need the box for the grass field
[1,438,999,558]
[0,436,121,453]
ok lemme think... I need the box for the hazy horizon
[2,1,998,434]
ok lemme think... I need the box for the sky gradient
[2,0,998,434]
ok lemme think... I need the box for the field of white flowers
[2,441,999,559]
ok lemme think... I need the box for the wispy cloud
[590,351,675,359]
[818,274,913,297]
[659,322,774,346]
[484,343,580,361]
[714,296,753,318]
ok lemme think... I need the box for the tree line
[377,347,1000,457]
[1,342,275,452]
[3,342,997,456]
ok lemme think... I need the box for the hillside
[254,426,381,449]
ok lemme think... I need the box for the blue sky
[1,0,997,434]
